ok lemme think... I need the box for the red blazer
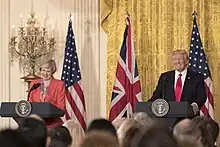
[28,77,65,129]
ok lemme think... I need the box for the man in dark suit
[150,49,206,115]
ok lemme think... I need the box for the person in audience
[48,140,67,147]
[87,118,118,141]
[28,59,65,129]
[138,123,177,147]
[192,116,219,147]
[63,119,85,147]
[132,112,152,127]
[80,131,119,147]
[209,119,219,147]
[173,119,202,147]
[117,119,141,146]
[0,129,30,147]
[18,117,47,147]
[117,119,142,147]
[48,126,72,147]
[112,117,127,130]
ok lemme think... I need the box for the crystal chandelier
[9,10,56,82]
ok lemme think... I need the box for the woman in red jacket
[28,59,65,130]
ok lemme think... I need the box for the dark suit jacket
[150,69,206,108]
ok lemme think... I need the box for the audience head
[171,49,189,72]
[80,131,119,147]
[87,118,117,140]
[117,119,141,146]
[173,119,201,147]
[138,123,177,147]
[48,140,67,147]
[132,112,152,127]
[40,59,57,81]
[18,117,47,147]
[209,119,219,143]
[112,117,127,130]
[63,119,85,147]
[192,116,219,147]
[0,129,30,147]
[48,126,72,147]
[118,119,143,147]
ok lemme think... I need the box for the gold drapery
[101,0,220,124]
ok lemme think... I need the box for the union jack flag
[61,19,87,130]
[109,16,143,122]
[188,13,214,119]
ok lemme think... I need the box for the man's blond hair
[171,49,189,61]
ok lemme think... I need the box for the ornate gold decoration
[101,0,220,125]
[9,10,55,82]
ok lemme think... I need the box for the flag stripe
[72,82,86,110]
[65,90,87,130]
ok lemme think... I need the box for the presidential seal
[15,100,32,117]
[151,99,169,117]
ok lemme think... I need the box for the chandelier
[9,10,56,82]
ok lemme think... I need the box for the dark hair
[123,127,141,147]
[210,120,219,142]
[138,124,177,147]
[0,129,30,147]
[18,117,47,147]
[87,118,117,139]
[192,116,219,145]
[48,126,72,147]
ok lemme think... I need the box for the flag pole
[192,10,197,19]
[69,13,72,22]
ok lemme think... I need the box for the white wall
[0,0,106,129]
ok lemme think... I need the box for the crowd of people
[0,112,219,147]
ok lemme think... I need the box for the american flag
[188,14,214,119]
[61,20,87,130]
[109,16,142,122]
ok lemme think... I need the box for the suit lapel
[171,70,175,101]
[168,71,175,101]
[181,70,191,101]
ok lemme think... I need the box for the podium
[134,101,194,127]
[0,102,64,125]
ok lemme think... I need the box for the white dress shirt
[174,68,187,91]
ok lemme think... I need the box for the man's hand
[191,102,199,115]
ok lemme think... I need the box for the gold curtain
[101,0,220,124]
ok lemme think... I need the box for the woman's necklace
[40,79,51,102]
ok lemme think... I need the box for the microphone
[162,76,167,100]
[27,83,40,101]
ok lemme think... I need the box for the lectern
[135,101,194,127]
[0,102,64,125]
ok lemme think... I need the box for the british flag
[188,13,214,119]
[109,16,143,122]
[61,19,87,130]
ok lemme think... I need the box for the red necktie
[175,74,182,102]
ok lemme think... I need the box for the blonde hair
[40,59,57,74]
[112,118,127,130]
[63,120,85,147]
[171,49,189,61]
[117,119,141,146]
[173,119,201,147]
